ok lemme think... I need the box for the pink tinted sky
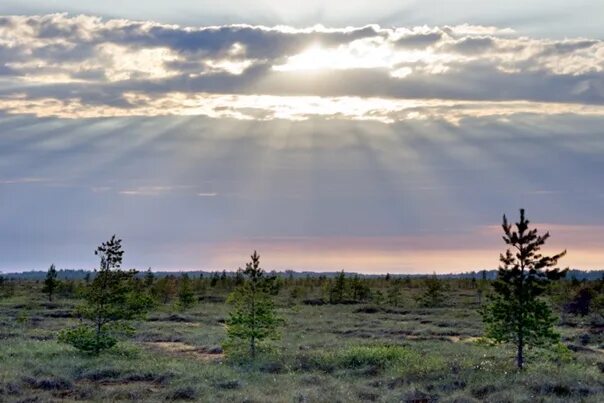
[171,224,604,273]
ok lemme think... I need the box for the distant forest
[3,268,603,281]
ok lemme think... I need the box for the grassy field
[0,279,603,402]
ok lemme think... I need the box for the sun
[273,45,340,71]
[273,40,394,72]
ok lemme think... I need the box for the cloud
[0,177,47,185]
[1,14,604,122]
[395,31,443,48]
[2,92,604,124]
[448,37,494,54]
[119,186,182,196]
[117,185,213,196]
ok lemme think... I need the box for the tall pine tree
[329,271,347,303]
[481,209,567,369]
[178,273,196,310]
[42,264,59,302]
[225,251,281,359]
[59,235,152,354]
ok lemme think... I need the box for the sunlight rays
[3,112,604,270]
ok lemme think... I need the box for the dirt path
[144,341,224,362]
[402,335,481,343]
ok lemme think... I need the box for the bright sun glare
[273,41,395,72]
[272,40,445,77]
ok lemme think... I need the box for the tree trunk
[517,331,524,370]
[251,335,256,359]
[95,320,102,355]
[517,259,525,370]
[250,282,256,359]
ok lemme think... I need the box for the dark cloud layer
[0,15,603,121]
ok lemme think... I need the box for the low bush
[167,386,198,400]
[22,376,73,391]
[76,367,122,381]
[304,344,446,377]
[214,379,243,390]
[0,382,22,396]
[58,325,117,354]
[335,345,415,369]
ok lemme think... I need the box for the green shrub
[549,343,574,364]
[305,344,446,377]
[335,345,414,369]
[58,325,116,354]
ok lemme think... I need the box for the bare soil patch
[144,341,224,362]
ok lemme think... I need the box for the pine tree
[195,274,207,297]
[59,235,152,354]
[210,272,219,287]
[220,270,228,288]
[329,270,347,304]
[564,287,593,316]
[0,275,10,298]
[350,275,371,302]
[235,270,244,286]
[373,289,384,305]
[264,274,282,296]
[178,273,196,310]
[42,264,59,302]
[387,279,403,307]
[417,273,446,307]
[152,275,177,304]
[144,268,155,288]
[225,251,281,359]
[481,209,567,369]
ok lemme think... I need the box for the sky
[1,2,604,273]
